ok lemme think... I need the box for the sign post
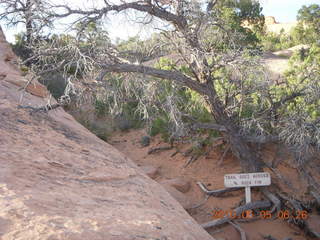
[224,172,271,204]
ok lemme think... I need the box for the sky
[1,0,319,43]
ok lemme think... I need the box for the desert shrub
[115,101,144,131]
[39,72,67,99]
[266,44,320,164]
[94,99,109,118]
[295,4,320,44]
[259,30,297,52]
[149,116,170,141]
[76,117,104,141]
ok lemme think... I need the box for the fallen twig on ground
[217,144,231,166]
[18,103,61,114]
[261,189,281,214]
[201,200,271,229]
[228,220,247,240]
[184,155,199,168]
[188,195,209,209]
[197,182,240,197]
[147,146,173,154]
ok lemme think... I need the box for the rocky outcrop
[265,16,297,34]
[0,26,214,240]
[265,16,277,25]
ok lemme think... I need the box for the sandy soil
[110,129,312,240]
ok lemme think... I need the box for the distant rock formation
[265,16,277,25]
[265,16,297,34]
[0,26,214,240]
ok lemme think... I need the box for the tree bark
[204,85,262,172]
[25,0,33,44]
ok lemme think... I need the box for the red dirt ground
[110,129,313,240]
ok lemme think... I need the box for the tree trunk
[25,0,33,44]
[205,85,262,172]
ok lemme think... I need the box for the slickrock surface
[0,27,214,240]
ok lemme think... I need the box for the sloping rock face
[0,27,214,240]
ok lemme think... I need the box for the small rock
[141,166,159,179]
[140,136,151,147]
[160,178,191,193]
[161,184,192,210]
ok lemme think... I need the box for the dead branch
[184,155,199,168]
[261,235,278,240]
[265,163,297,192]
[192,122,227,132]
[218,144,230,166]
[18,103,61,114]
[99,63,207,95]
[201,200,271,229]
[310,191,320,206]
[277,192,304,211]
[261,189,281,214]
[170,150,179,157]
[205,137,225,158]
[188,195,209,209]
[147,146,173,154]
[228,220,247,240]
[197,182,241,197]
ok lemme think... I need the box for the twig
[147,146,172,154]
[311,191,320,206]
[18,103,61,114]
[201,200,271,229]
[170,150,179,157]
[265,162,296,191]
[218,144,230,166]
[261,189,281,214]
[184,155,199,168]
[197,182,240,197]
[205,137,225,158]
[228,220,247,240]
[261,235,278,240]
[188,195,209,209]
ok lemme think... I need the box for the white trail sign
[224,172,271,203]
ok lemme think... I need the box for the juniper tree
[2,0,319,174]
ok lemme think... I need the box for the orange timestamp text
[212,209,309,220]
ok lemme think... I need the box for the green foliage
[213,0,264,48]
[39,72,67,99]
[94,99,109,117]
[94,95,144,131]
[11,33,32,61]
[76,116,111,142]
[258,4,320,51]
[258,30,297,51]
[280,44,320,119]
[291,4,320,45]
[75,20,110,46]
[219,0,264,24]
[121,101,144,129]
[149,116,170,141]
[297,4,320,33]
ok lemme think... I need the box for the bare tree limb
[228,220,247,240]
[197,182,240,197]
[98,63,207,94]
[201,200,271,229]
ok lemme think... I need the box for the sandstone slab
[141,165,160,179]
[161,184,193,210]
[0,26,214,240]
[160,177,191,193]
